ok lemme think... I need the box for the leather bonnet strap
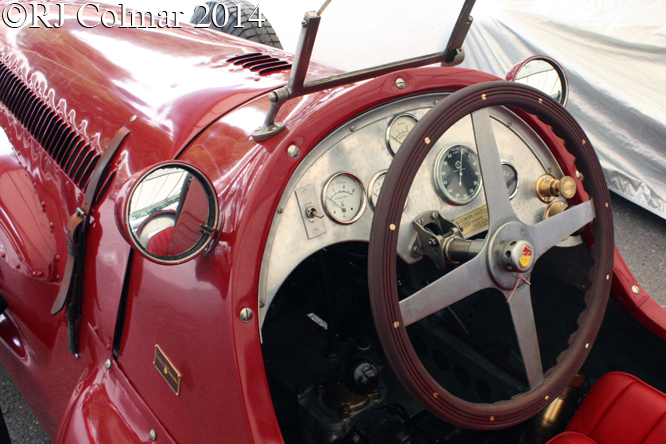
[51,126,131,315]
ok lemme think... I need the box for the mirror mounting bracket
[252,0,476,142]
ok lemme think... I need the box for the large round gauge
[434,144,482,205]
[322,173,366,224]
[386,113,418,156]
[502,162,519,199]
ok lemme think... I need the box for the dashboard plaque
[453,204,489,236]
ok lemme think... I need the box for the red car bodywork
[0,2,660,443]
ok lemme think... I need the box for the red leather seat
[546,372,666,444]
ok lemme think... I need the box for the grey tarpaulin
[460,0,666,218]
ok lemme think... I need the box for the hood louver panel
[0,62,99,190]
[227,52,291,76]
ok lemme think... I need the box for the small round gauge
[368,170,408,211]
[322,173,366,224]
[386,113,418,156]
[434,144,482,205]
[502,162,519,199]
[368,170,387,210]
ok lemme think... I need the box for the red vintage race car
[0,1,664,443]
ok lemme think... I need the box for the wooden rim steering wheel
[368,81,614,429]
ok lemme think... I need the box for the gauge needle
[327,196,345,212]
[459,149,464,186]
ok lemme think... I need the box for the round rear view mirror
[506,56,568,106]
[115,162,220,265]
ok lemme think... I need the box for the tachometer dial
[434,144,482,205]
[386,114,418,156]
[322,173,366,224]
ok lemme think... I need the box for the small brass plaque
[153,345,181,395]
[453,204,489,236]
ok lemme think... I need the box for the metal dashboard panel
[259,93,565,326]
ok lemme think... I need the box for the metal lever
[306,205,325,221]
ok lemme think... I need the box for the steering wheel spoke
[400,253,493,326]
[507,283,545,390]
[471,109,517,229]
[530,199,595,258]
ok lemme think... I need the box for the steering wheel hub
[488,222,535,290]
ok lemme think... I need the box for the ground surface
[0,193,665,443]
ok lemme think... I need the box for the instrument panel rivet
[287,145,300,159]
[424,137,430,144]
[395,78,406,89]
[433,392,439,399]
[105,359,111,369]
[545,396,550,401]
[538,98,543,104]
[632,285,640,294]
[393,321,399,329]
[481,94,487,100]
[605,202,609,208]
[389,224,396,231]
[150,429,157,441]
[350,125,355,132]
[585,343,589,349]
[582,139,586,145]
[130,115,137,122]
[575,170,582,179]
[606,275,610,280]
[490,416,495,421]
[240,308,254,323]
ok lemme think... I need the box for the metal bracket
[409,211,483,269]
[410,211,460,271]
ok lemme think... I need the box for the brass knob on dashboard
[536,174,576,203]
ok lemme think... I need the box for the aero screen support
[252,0,476,142]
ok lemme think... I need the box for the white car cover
[460,0,666,218]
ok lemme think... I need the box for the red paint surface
[0,2,660,443]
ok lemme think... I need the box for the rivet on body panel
[395,78,406,89]
[105,359,111,369]
[240,308,254,323]
[150,430,157,441]
[130,115,137,122]
[632,285,640,294]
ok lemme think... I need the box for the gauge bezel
[322,172,367,224]
[501,161,519,199]
[433,144,483,205]
[385,113,418,156]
